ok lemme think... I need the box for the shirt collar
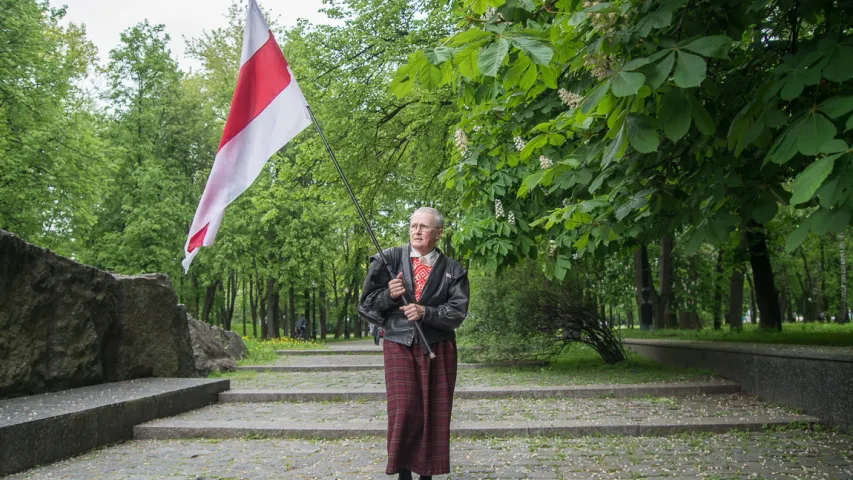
[410,246,439,266]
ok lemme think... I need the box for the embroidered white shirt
[410,247,439,267]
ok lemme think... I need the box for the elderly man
[358,207,469,480]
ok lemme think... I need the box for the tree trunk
[713,250,723,330]
[799,249,816,322]
[746,271,758,324]
[840,232,849,323]
[304,288,311,338]
[201,281,217,325]
[746,223,782,331]
[320,264,328,340]
[288,284,297,338]
[728,266,744,331]
[634,245,654,329]
[241,276,247,337]
[191,273,200,317]
[656,236,675,329]
[248,275,259,338]
[265,278,276,339]
[353,280,362,338]
[819,236,827,321]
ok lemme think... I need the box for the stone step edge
[237,361,547,372]
[134,415,820,440]
[276,349,380,355]
[219,381,741,403]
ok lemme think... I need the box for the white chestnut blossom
[539,155,553,169]
[558,88,583,108]
[495,199,505,219]
[484,6,496,18]
[507,211,516,226]
[549,240,557,256]
[454,129,468,155]
[514,136,526,152]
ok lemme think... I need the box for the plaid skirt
[383,338,458,476]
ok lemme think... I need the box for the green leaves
[658,88,691,141]
[611,71,646,97]
[507,36,553,65]
[785,219,811,253]
[626,115,660,153]
[478,38,509,77]
[681,36,733,58]
[798,112,837,156]
[819,96,853,119]
[789,154,838,205]
[673,50,706,88]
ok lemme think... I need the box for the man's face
[409,211,442,253]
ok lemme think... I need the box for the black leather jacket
[358,245,469,346]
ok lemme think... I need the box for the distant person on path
[296,314,307,340]
[358,207,469,480]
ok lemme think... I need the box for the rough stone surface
[217,325,249,360]
[0,230,196,398]
[187,314,239,375]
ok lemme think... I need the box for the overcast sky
[58,0,336,71]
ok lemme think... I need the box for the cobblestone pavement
[225,369,723,391]
[6,430,853,479]
[142,394,799,427]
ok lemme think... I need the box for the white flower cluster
[514,136,526,152]
[507,211,516,226]
[454,129,468,155]
[495,199,505,219]
[558,88,583,108]
[584,55,612,80]
[549,240,557,256]
[484,6,496,18]
[473,125,481,132]
[539,155,553,169]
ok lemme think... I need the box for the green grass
[621,322,853,346]
[238,336,326,365]
[458,343,719,386]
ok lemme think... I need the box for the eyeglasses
[409,224,438,232]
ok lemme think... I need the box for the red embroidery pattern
[413,258,432,302]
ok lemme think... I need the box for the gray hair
[413,207,444,229]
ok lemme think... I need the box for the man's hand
[388,272,405,299]
[400,303,425,322]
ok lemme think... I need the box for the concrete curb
[133,415,820,440]
[0,378,229,477]
[219,381,741,403]
[237,360,547,373]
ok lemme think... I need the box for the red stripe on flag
[187,223,210,253]
[218,31,292,151]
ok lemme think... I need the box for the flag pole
[305,105,436,360]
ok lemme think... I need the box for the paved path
[6,339,853,479]
[6,431,853,479]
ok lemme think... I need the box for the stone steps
[237,359,547,372]
[134,415,819,440]
[0,377,229,476]
[219,380,741,402]
[134,390,819,440]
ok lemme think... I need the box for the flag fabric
[182,0,310,272]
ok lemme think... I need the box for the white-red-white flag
[183,0,310,272]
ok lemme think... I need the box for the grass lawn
[621,321,853,347]
[457,343,720,386]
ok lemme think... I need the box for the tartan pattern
[413,257,431,302]
[383,338,458,476]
